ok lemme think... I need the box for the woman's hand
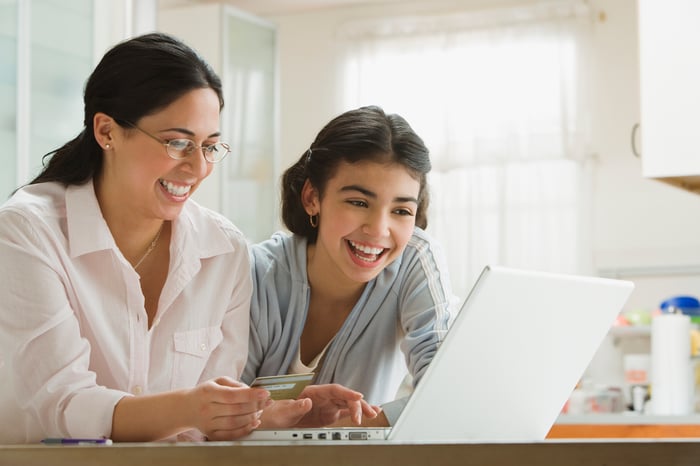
[111,376,272,442]
[259,384,380,429]
[184,376,271,441]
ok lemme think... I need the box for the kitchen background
[2,0,700,415]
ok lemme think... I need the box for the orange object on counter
[547,423,700,438]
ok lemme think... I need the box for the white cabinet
[159,5,278,242]
[638,0,700,194]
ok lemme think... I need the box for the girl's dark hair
[29,32,223,186]
[281,105,431,243]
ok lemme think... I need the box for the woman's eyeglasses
[126,123,231,163]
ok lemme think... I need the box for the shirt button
[200,343,207,352]
[133,385,143,395]
[153,318,161,327]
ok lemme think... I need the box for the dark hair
[281,105,431,243]
[29,32,223,186]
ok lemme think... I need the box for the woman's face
[101,87,221,222]
[305,159,420,286]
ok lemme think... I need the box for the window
[340,2,594,299]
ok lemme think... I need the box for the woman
[0,33,371,444]
[244,106,455,426]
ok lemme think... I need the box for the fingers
[287,398,313,420]
[363,402,381,418]
[295,383,380,426]
[345,399,379,424]
[301,383,363,401]
[326,384,364,400]
[214,376,248,389]
[259,398,313,429]
[204,379,270,406]
[191,379,273,438]
[203,390,269,424]
[347,399,363,425]
[345,399,378,424]
[210,398,273,419]
[211,409,262,431]
[205,418,261,441]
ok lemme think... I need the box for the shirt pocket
[171,326,223,389]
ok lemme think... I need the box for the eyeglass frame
[119,121,232,163]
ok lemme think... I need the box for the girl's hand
[259,384,380,428]
[258,398,314,429]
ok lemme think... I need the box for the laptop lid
[388,265,634,442]
[241,266,633,442]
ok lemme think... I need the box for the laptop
[240,265,634,442]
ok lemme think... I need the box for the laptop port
[303,433,313,439]
[332,432,342,440]
[318,433,327,440]
[348,432,368,440]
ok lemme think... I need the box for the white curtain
[339,1,595,300]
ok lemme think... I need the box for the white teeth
[160,180,191,197]
[349,240,384,255]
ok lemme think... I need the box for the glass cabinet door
[0,0,18,199]
[222,12,277,242]
[158,5,278,240]
[0,0,93,200]
[29,0,93,178]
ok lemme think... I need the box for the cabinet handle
[631,122,641,158]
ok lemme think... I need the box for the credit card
[250,373,314,400]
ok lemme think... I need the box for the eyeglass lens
[166,140,230,162]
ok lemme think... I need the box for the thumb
[214,376,248,388]
[293,397,313,413]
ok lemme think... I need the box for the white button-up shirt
[0,181,252,444]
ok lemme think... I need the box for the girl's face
[100,87,221,222]
[304,159,420,286]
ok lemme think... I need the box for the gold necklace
[134,223,163,270]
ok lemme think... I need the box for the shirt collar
[65,180,237,261]
[65,180,114,259]
[176,201,238,259]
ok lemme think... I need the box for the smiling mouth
[347,240,387,263]
[159,179,191,197]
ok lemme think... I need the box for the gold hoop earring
[309,214,319,228]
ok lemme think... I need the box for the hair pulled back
[30,32,223,186]
[281,105,431,243]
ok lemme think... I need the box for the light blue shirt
[243,228,455,420]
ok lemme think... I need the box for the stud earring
[105,144,111,149]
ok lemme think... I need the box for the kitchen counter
[555,413,700,424]
[3,440,700,466]
[548,413,700,438]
